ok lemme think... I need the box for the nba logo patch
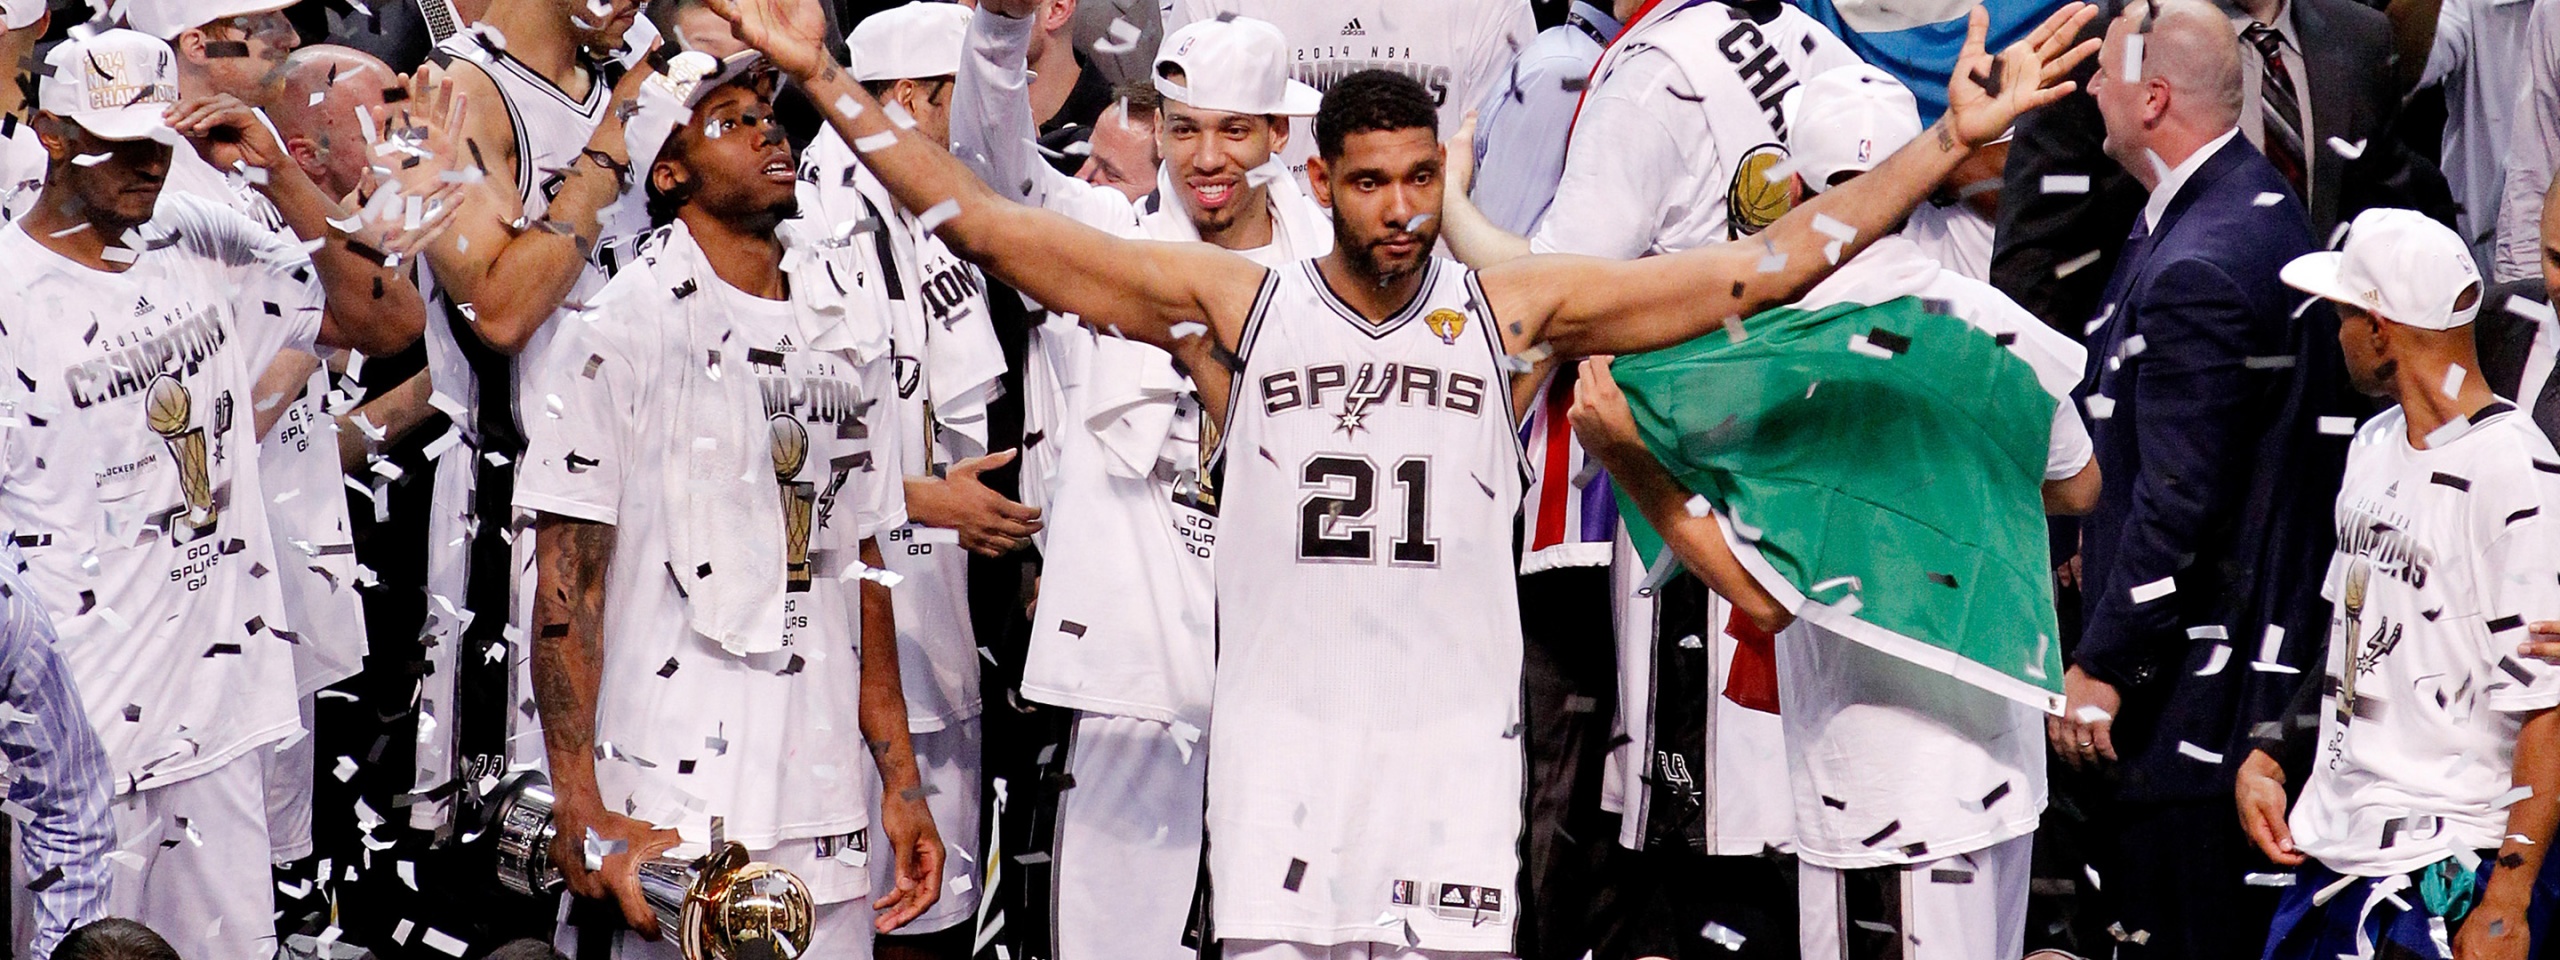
[1390,879,1419,905]
[1425,308,1467,345]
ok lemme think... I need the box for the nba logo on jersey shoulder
[1424,308,1466,345]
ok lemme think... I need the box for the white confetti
[333,756,359,782]
[2122,33,2144,81]
[1810,213,1856,243]
[2508,295,2558,326]
[2326,136,2366,160]
[2074,704,2113,724]
[832,95,866,120]
[2194,644,2231,676]
[2054,249,2103,278]
[2254,624,2290,668]
[2244,872,2297,887]
[2442,364,2467,399]
[71,153,111,167]
[2253,192,2285,207]
[2496,785,2535,808]
[918,199,962,234]
[2042,174,2091,194]
[854,131,900,153]
[2175,740,2223,764]
[2083,394,2115,420]
[421,928,467,956]
[1169,321,1208,340]
[1701,921,1748,951]
[881,99,918,131]
[1685,495,1711,518]
[1847,333,1897,359]
[2317,415,2359,435]
[1093,16,1141,54]
[2128,576,2176,604]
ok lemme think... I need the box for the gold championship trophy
[2338,559,2372,724]
[475,771,816,960]
[771,415,814,592]
[146,375,218,538]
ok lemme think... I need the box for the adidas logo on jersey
[133,295,154,317]
[1340,17,1365,35]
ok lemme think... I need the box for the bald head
[269,45,399,198]
[2092,0,2244,183]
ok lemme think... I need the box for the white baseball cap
[2281,208,2481,330]
[39,28,183,144]
[1,0,47,33]
[1781,64,1922,195]
[847,2,969,83]
[1152,17,1321,116]
[121,0,296,39]
[629,50,767,177]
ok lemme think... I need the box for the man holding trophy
[510,49,945,957]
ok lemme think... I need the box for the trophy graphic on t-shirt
[2338,558,2372,724]
[147,374,218,539]
[771,414,813,592]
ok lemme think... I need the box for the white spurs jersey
[1209,257,1530,950]
[411,27,645,825]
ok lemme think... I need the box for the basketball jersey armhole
[432,55,531,205]
[1208,266,1285,476]
[1465,269,1537,485]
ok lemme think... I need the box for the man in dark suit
[2051,3,2365,957]
[1990,0,2452,339]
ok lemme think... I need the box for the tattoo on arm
[1937,124,1956,151]
[531,516,614,759]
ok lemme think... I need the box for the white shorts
[1223,939,1513,960]
[871,716,982,935]
[1798,832,2033,960]
[264,694,317,862]
[555,885,877,960]
[101,751,280,960]
[1054,712,1205,960]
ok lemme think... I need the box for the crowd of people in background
[0,0,2552,959]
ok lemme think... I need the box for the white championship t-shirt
[0,193,320,792]
[1159,0,1536,184]
[2291,404,2560,877]
[514,253,906,890]
[1773,235,2087,867]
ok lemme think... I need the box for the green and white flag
[1611,289,2068,714]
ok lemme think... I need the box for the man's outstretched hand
[1943,3,2102,149]
[703,0,834,80]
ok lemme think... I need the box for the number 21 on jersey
[1298,454,1438,566]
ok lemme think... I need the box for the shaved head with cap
[267,45,399,198]
[2091,0,2244,184]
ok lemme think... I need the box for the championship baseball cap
[2281,208,2482,330]
[1,0,46,32]
[121,0,295,39]
[1153,17,1321,116]
[848,2,970,83]
[1781,64,1922,195]
[628,50,769,176]
[39,28,183,144]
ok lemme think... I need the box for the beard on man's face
[1330,207,1438,287]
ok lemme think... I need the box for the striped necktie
[2243,22,2308,196]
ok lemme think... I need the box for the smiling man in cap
[941,6,1331,958]
[2,26,424,960]
[2232,208,2560,960]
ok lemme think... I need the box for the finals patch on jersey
[1728,142,1793,238]
[1425,308,1467,345]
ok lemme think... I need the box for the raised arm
[709,0,1260,356]
[165,96,427,356]
[1438,112,1532,268]
[951,2,1142,231]
[1481,3,2100,359]
[415,59,649,355]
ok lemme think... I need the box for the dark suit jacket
[2072,137,2362,804]
[1991,0,2454,338]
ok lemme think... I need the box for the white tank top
[1206,257,1531,950]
